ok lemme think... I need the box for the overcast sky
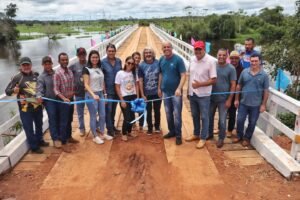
[0,0,297,20]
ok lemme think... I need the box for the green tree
[259,6,284,26]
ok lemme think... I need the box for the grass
[18,35,45,40]
[17,24,79,34]
[223,29,260,43]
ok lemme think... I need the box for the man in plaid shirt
[53,52,78,152]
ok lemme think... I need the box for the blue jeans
[86,91,106,137]
[44,101,60,141]
[75,95,86,131]
[19,107,43,151]
[190,95,210,140]
[105,94,119,133]
[209,101,228,140]
[58,102,71,144]
[236,104,260,140]
[163,93,183,139]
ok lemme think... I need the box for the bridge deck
[1,27,299,200]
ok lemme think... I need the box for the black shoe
[39,140,50,147]
[206,135,214,140]
[147,130,153,135]
[176,138,182,145]
[32,148,44,154]
[216,139,224,148]
[107,131,115,137]
[163,133,175,139]
[114,127,121,134]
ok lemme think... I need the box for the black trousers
[227,103,237,132]
[121,95,137,135]
[146,95,162,131]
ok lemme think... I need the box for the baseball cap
[194,41,205,49]
[42,56,53,64]
[229,51,240,58]
[19,57,32,65]
[77,47,87,55]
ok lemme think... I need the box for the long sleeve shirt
[53,66,74,99]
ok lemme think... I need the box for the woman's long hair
[87,50,101,68]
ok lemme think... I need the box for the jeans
[86,91,106,137]
[163,93,183,139]
[190,95,210,140]
[227,103,237,132]
[58,102,71,144]
[146,94,162,131]
[44,101,60,141]
[75,95,86,131]
[106,94,119,133]
[67,97,74,139]
[236,104,260,140]
[121,95,137,135]
[209,101,228,140]
[19,107,43,151]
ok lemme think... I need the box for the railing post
[265,100,278,137]
[292,115,300,160]
[0,135,4,150]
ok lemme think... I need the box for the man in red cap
[185,41,217,149]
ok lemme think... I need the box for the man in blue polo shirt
[233,53,269,147]
[101,43,122,136]
[158,41,186,145]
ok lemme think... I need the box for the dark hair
[87,50,101,68]
[58,52,68,62]
[124,56,136,80]
[132,51,141,58]
[106,43,116,51]
[245,38,255,44]
[217,48,227,54]
[250,52,262,60]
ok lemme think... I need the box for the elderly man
[5,57,48,154]
[185,41,217,149]
[158,41,186,145]
[139,47,161,135]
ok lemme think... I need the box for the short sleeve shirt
[101,57,122,95]
[189,54,217,97]
[238,68,269,107]
[82,67,104,92]
[115,71,137,97]
[211,64,237,102]
[138,59,160,96]
[159,54,186,96]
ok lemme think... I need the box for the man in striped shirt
[53,52,76,152]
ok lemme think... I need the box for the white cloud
[0,0,296,20]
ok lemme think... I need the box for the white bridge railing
[0,24,138,174]
[150,23,300,179]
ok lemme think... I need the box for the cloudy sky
[0,0,297,20]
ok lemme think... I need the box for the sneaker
[79,129,86,137]
[176,138,182,145]
[101,134,113,141]
[163,133,175,139]
[185,135,200,142]
[53,140,62,149]
[68,137,79,144]
[154,128,161,133]
[121,134,128,142]
[216,139,224,148]
[147,130,153,136]
[32,148,44,154]
[196,140,206,149]
[213,129,219,134]
[107,131,115,137]
[128,132,138,137]
[39,140,50,147]
[227,131,232,138]
[232,137,242,143]
[93,136,104,144]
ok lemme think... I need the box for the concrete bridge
[1,25,300,200]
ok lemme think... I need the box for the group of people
[5,37,269,154]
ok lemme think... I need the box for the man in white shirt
[185,41,217,149]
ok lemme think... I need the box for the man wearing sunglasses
[185,41,217,149]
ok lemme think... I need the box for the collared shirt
[36,70,56,99]
[53,66,74,99]
[189,54,217,97]
[69,61,86,97]
[101,57,122,95]
[238,68,269,107]
[159,54,186,96]
[241,50,258,69]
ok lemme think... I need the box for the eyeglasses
[127,62,134,65]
